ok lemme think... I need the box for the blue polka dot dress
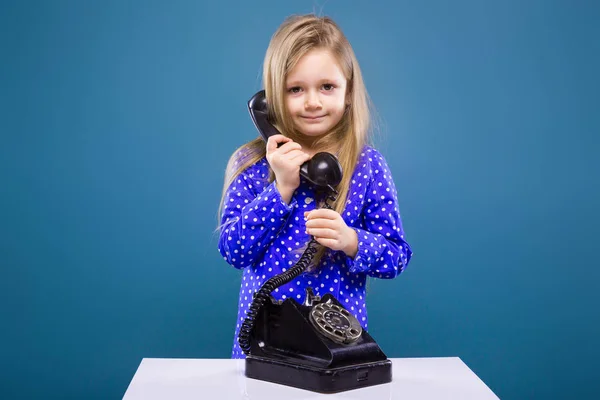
[218,146,413,358]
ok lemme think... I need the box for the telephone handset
[247,90,343,190]
[237,90,392,393]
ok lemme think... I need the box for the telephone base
[245,355,392,393]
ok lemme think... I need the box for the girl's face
[285,48,348,141]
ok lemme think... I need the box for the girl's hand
[266,135,311,201]
[304,209,358,257]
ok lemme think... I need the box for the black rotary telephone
[238,90,392,393]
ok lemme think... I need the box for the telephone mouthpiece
[306,152,343,188]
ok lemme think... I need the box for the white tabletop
[123,357,498,399]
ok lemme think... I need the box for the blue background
[1,0,598,398]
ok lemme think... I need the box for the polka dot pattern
[218,146,413,358]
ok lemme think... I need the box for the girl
[218,14,413,359]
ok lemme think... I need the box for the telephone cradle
[244,289,392,393]
[238,90,393,393]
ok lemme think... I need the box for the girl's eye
[322,84,335,91]
[289,87,302,93]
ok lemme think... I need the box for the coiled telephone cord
[238,190,337,355]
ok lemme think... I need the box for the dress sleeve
[218,163,297,270]
[345,151,413,278]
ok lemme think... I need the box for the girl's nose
[304,92,322,109]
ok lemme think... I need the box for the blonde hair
[218,13,374,267]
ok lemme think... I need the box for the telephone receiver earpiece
[248,90,343,190]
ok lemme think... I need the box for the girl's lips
[301,115,326,122]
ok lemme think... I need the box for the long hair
[218,14,374,267]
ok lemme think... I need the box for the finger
[288,151,311,163]
[305,209,339,220]
[283,149,306,160]
[305,218,337,230]
[273,149,305,166]
[266,135,292,153]
[307,227,338,239]
[313,237,340,250]
[275,140,302,155]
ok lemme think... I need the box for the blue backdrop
[1,1,598,398]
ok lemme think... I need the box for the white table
[123,357,498,399]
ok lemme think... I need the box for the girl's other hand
[304,209,358,257]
